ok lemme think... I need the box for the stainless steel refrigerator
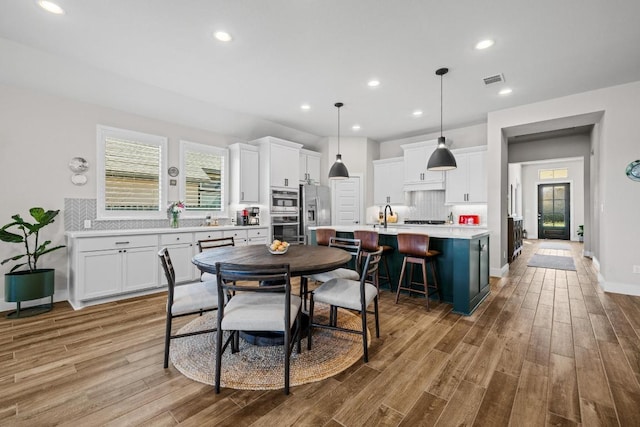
[299,184,331,244]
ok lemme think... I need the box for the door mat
[528,254,576,271]
[539,242,571,250]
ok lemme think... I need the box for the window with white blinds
[97,125,168,219]
[180,141,228,213]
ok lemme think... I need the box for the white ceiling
[2,1,640,149]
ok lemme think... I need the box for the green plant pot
[4,268,55,318]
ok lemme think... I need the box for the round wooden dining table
[192,244,352,346]
[192,244,351,277]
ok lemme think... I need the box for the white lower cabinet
[224,229,248,246]
[248,228,268,245]
[160,233,196,284]
[68,226,271,309]
[74,235,158,302]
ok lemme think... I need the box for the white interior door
[331,176,362,225]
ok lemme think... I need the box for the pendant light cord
[335,102,343,154]
[337,105,340,153]
[440,72,443,138]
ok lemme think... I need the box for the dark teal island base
[310,230,490,315]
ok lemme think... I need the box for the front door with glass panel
[538,183,570,240]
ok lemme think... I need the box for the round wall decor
[71,174,88,185]
[69,157,89,173]
[626,160,640,182]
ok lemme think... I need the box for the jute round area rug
[170,305,368,390]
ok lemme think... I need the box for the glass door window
[538,183,570,240]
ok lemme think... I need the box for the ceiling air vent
[483,73,505,85]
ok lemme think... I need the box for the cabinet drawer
[194,230,224,241]
[224,229,248,239]
[247,228,267,238]
[77,235,158,252]
[160,233,193,245]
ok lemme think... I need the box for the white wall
[0,84,242,309]
[380,123,487,158]
[488,80,640,295]
[325,136,378,223]
[520,159,584,241]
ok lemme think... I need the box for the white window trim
[96,125,168,220]
[179,140,229,218]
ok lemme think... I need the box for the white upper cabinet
[445,147,487,204]
[299,149,321,183]
[251,136,303,189]
[229,143,259,203]
[373,157,405,205]
[401,140,445,191]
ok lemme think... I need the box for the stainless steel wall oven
[270,189,303,244]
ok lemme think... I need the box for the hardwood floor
[2,239,640,426]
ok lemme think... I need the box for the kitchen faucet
[383,204,393,229]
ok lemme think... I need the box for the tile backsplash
[64,198,207,231]
[366,190,487,225]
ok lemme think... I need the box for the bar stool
[354,230,380,291]
[395,233,441,310]
[353,230,394,293]
[316,228,336,246]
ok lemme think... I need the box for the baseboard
[591,256,640,296]
[491,263,509,277]
[599,281,640,297]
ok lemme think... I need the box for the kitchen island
[309,225,490,315]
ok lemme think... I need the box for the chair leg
[374,296,380,338]
[395,257,408,304]
[163,312,172,369]
[429,258,442,301]
[215,327,223,393]
[296,309,302,354]
[300,277,308,311]
[420,259,429,311]
[284,319,290,395]
[307,294,314,351]
[361,305,368,363]
[380,254,392,291]
[407,262,414,298]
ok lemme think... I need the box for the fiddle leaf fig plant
[0,207,65,273]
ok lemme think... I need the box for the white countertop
[66,225,267,239]
[310,225,490,240]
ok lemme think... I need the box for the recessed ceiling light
[367,79,380,88]
[499,88,513,96]
[352,125,361,131]
[300,104,310,111]
[412,110,423,117]
[475,39,494,50]
[214,31,232,42]
[37,0,65,15]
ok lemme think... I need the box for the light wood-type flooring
[2,239,640,426]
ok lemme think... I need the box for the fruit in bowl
[268,239,289,254]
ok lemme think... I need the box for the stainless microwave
[271,189,299,213]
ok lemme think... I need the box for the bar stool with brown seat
[354,230,383,292]
[315,228,336,246]
[394,233,441,310]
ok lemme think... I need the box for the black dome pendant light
[328,102,349,179]
[427,67,457,171]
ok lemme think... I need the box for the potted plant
[1,207,65,318]
[577,225,584,242]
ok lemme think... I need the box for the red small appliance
[459,215,480,225]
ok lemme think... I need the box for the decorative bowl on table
[267,240,289,255]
